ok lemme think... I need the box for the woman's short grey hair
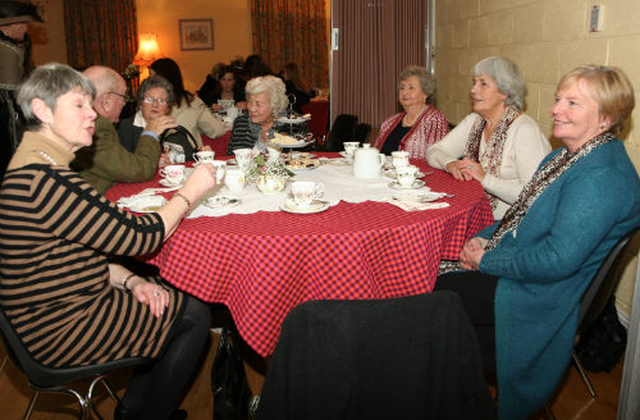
[136,75,175,109]
[400,65,436,101]
[17,62,96,129]
[245,75,288,115]
[472,57,526,109]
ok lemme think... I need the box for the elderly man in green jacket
[71,65,176,194]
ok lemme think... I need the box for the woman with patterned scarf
[427,57,551,220]
[434,65,640,419]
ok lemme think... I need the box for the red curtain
[63,0,138,73]
[251,0,329,90]
[332,0,429,128]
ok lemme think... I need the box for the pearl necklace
[37,150,58,166]
[402,105,427,127]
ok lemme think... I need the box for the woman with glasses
[150,58,227,147]
[118,75,177,152]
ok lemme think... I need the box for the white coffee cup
[194,150,215,163]
[159,164,186,185]
[233,148,254,168]
[225,168,246,192]
[290,181,324,207]
[396,165,419,187]
[226,106,239,119]
[392,151,410,168]
[266,147,281,161]
[343,142,360,157]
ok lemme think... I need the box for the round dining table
[105,155,494,357]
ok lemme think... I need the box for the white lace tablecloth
[189,160,403,218]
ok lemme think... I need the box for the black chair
[316,114,358,152]
[353,122,372,145]
[257,291,496,419]
[545,228,638,418]
[0,307,148,419]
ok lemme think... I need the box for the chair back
[257,291,496,419]
[354,122,372,144]
[319,114,358,152]
[577,228,638,334]
[0,305,147,388]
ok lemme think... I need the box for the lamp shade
[133,32,161,66]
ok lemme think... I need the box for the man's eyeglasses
[108,91,134,102]
[142,96,168,106]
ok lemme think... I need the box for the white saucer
[393,189,446,203]
[204,195,241,208]
[327,158,350,165]
[128,195,167,213]
[338,151,355,159]
[159,178,184,187]
[384,169,426,179]
[280,199,330,214]
[388,179,426,190]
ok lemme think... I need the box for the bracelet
[122,273,136,291]
[173,192,192,213]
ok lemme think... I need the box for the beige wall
[435,0,640,318]
[136,0,253,92]
[30,0,66,65]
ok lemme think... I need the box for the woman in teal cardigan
[436,65,640,419]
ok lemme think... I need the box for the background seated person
[1,63,220,419]
[280,62,314,114]
[227,75,309,155]
[434,65,639,419]
[118,75,177,152]
[427,56,551,220]
[197,61,225,107]
[71,65,176,194]
[375,66,449,159]
[206,65,246,112]
[150,58,226,146]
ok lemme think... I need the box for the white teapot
[352,147,385,179]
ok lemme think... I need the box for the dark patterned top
[0,165,185,368]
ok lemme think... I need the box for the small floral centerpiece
[247,155,295,194]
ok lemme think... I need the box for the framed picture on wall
[179,19,214,51]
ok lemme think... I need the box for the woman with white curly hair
[227,75,308,154]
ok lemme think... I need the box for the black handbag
[211,327,252,420]
[160,125,198,161]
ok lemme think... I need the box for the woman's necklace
[37,150,58,165]
[402,105,427,127]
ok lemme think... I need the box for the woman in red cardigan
[374,66,449,160]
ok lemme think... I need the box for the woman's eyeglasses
[143,96,168,106]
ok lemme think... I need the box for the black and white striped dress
[227,113,309,155]
[0,164,185,368]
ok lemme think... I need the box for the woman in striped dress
[0,63,219,420]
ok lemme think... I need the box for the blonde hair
[557,65,635,135]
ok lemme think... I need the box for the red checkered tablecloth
[202,130,231,157]
[105,156,494,356]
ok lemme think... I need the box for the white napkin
[117,187,180,207]
[387,198,450,212]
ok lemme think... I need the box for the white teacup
[290,181,324,207]
[343,142,360,157]
[159,164,186,185]
[194,150,215,163]
[396,165,419,187]
[266,147,281,162]
[392,151,410,168]
[233,148,254,168]
[197,160,226,183]
[224,168,246,193]
[226,106,239,119]
[361,143,371,149]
